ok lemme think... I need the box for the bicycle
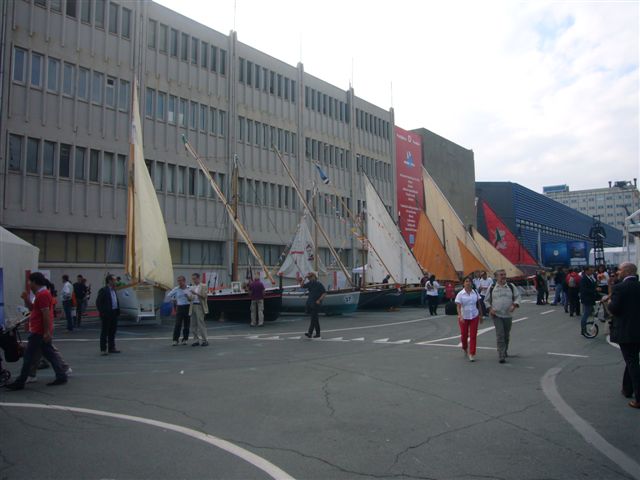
[582,299,609,339]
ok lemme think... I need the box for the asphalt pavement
[1,299,638,480]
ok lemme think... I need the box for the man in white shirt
[485,269,521,363]
[61,275,74,332]
[477,271,493,317]
[167,276,194,346]
[189,273,209,346]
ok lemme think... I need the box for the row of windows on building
[8,133,127,185]
[144,87,227,136]
[238,58,297,103]
[147,18,227,75]
[355,108,391,140]
[29,0,132,39]
[304,87,350,124]
[236,116,297,155]
[12,47,131,111]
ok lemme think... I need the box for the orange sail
[413,212,458,281]
[457,238,489,277]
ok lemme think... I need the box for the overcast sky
[156,0,639,193]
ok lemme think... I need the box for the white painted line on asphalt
[547,352,589,358]
[351,337,365,341]
[0,403,295,480]
[322,337,349,342]
[606,335,620,350]
[541,368,640,480]
[287,336,301,340]
[373,338,390,343]
[415,343,494,351]
[540,310,556,315]
[387,339,412,344]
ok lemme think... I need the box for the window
[168,95,176,123]
[238,116,244,141]
[238,58,245,83]
[26,138,39,174]
[105,76,116,108]
[80,0,91,22]
[190,101,197,129]
[12,47,27,83]
[262,67,268,92]
[219,49,226,74]
[155,162,164,191]
[191,37,198,64]
[188,168,196,195]
[170,29,178,56]
[91,71,104,104]
[145,88,155,117]
[118,79,129,110]
[43,141,55,176]
[269,71,275,94]
[75,146,86,180]
[78,68,89,100]
[157,92,165,120]
[31,53,43,87]
[62,62,74,96]
[66,0,77,18]
[284,77,289,100]
[159,24,168,53]
[209,107,217,133]
[218,110,226,136]
[103,152,114,184]
[199,104,206,131]
[95,0,105,28]
[90,149,100,181]
[181,33,188,61]
[254,63,261,89]
[167,164,175,193]
[147,19,157,48]
[201,41,208,68]
[121,7,131,38]
[8,134,22,172]
[108,2,119,34]
[247,119,253,143]
[59,144,71,178]
[210,45,217,72]
[179,98,187,126]
[178,166,185,194]
[51,0,62,11]
[46,57,60,92]
[246,61,252,86]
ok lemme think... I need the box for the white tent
[0,226,39,327]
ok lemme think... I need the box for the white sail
[125,80,174,289]
[278,216,326,279]
[364,177,423,284]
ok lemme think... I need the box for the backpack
[487,283,515,305]
[568,276,576,288]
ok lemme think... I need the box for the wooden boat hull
[206,289,282,322]
[357,289,406,310]
[281,289,360,315]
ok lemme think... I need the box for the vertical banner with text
[395,127,424,247]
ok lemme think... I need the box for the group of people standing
[60,274,91,331]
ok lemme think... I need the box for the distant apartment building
[543,180,640,231]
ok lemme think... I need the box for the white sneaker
[181,339,188,345]
[468,354,475,362]
[65,368,73,377]
[172,341,178,346]
[26,376,38,384]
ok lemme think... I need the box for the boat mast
[231,155,239,282]
[312,183,319,273]
[361,211,366,287]
[124,78,138,283]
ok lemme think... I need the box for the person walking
[167,275,193,346]
[485,269,521,363]
[247,272,266,327]
[301,272,326,339]
[552,267,565,306]
[61,274,74,331]
[477,271,493,316]
[535,270,547,305]
[189,273,209,346]
[579,266,598,337]
[96,274,121,355]
[566,268,581,317]
[5,272,68,390]
[607,262,640,409]
[73,274,88,328]
[455,276,481,362]
[425,275,440,316]
[420,272,429,306]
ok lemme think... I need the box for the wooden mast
[231,155,239,282]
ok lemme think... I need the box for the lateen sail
[278,216,326,279]
[413,211,458,281]
[125,79,174,290]
[365,177,423,284]
[470,226,524,278]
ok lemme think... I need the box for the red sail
[481,200,538,266]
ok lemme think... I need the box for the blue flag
[315,163,330,185]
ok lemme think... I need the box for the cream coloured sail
[124,80,174,290]
[364,177,423,284]
[278,216,326,279]
[422,167,490,276]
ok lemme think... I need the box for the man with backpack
[485,269,521,363]
[566,268,582,317]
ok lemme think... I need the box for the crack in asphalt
[322,372,339,418]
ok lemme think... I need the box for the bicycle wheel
[583,321,599,339]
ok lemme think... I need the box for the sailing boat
[182,139,282,322]
[117,79,174,323]
[278,213,360,315]
[412,210,459,282]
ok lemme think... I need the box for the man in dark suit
[579,266,598,337]
[607,262,640,409]
[96,274,121,356]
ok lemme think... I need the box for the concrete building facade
[543,181,640,232]
[0,0,396,290]
[411,127,476,229]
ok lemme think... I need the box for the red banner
[481,200,538,266]
[395,127,424,247]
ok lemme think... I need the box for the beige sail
[470,226,524,277]
[124,79,174,290]
[422,167,490,275]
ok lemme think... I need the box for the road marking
[0,403,295,480]
[541,368,640,480]
[351,337,365,341]
[419,317,528,345]
[606,335,620,350]
[373,338,390,343]
[415,343,494,351]
[287,336,301,340]
[547,352,589,358]
[322,337,349,342]
[388,339,412,344]
[540,310,555,315]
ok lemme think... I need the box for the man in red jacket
[565,268,582,317]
